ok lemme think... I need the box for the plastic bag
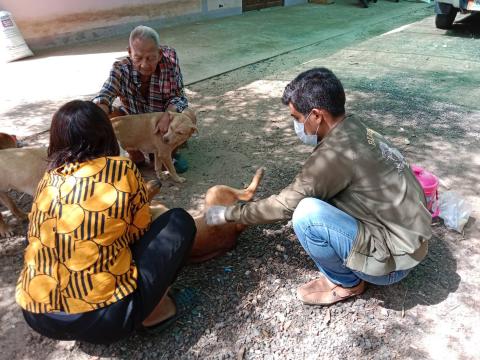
[0,11,33,63]
[438,191,472,233]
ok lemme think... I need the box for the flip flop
[143,287,199,334]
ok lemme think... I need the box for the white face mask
[293,111,319,146]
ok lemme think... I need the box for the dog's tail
[236,167,265,201]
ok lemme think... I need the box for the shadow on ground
[1,100,70,139]
[370,233,460,311]
[447,12,480,38]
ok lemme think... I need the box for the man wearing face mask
[206,67,431,306]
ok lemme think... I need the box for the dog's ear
[154,112,172,135]
[182,109,197,125]
[153,118,161,134]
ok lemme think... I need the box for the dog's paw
[155,171,170,181]
[172,176,186,183]
[0,224,14,238]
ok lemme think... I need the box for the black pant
[23,208,196,344]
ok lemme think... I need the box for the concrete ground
[0,0,435,137]
[1,1,480,359]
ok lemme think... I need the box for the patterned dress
[16,157,151,314]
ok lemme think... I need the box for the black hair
[47,100,119,170]
[281,67,346,117]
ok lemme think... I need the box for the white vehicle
[435,0,480,29]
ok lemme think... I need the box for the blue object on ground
[173,153,188,174]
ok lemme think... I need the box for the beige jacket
[225,116,431,276]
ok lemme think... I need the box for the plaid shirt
[93,46,188,114]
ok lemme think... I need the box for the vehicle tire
[435,5,458,29]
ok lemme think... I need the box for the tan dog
[148,168,264,263]
[111,110,197,183]
[0,147,48,237]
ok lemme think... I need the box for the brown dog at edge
[111,110,197,183]
[0,147,48,237]
[0,133,18,150]
[146,168,264,263]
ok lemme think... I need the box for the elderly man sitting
[93,25,190,172]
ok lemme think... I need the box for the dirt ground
[1,6,480,360]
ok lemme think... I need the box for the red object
[412,165,439,217]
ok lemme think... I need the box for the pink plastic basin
[411,165,439,218]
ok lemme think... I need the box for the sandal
[143,288,199,334]
[297,276,365,305]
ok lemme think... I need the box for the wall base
[22,1,242,50]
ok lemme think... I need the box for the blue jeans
[292,198,411,288]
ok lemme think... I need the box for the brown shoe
[297,276,365,305]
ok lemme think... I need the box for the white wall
[0,0,307,50]
[0,0,242,49]
[1,0,157,20]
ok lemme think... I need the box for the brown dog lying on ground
[111,110,197,183]
[190,167,264,262]
[147,168,264,263]
[0,147,48,237]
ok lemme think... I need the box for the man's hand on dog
[205,206,227,226]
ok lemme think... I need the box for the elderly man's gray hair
[129,25,160,47]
